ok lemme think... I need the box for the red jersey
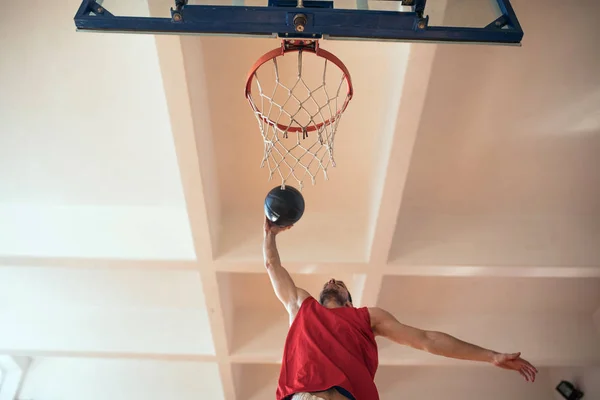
[276,297,379,400]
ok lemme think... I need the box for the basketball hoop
[245,40,353,189]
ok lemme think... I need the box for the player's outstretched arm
[369,307,538,382]
[263,218,310,319]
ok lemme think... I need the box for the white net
[246,43,352,190]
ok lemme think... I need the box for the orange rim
[245,40,353,134]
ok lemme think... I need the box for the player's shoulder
[296,287,312,302]
[287,289,314,324]
[367,306,384,316]
[367,307,390,329]
[288,288,312,314]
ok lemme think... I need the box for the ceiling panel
[375,365,550,400]
[0,0,195,260]
[0,0,184,208]
[398,0,600,218]
[0,204,196,259]
[378,276,600,315]
[391,0,600,267]
[216,211,369,262]
[0,268,214,356]
[19,358,224,400]
[0,267,205,310]
[390,213,600,266]
[232,363,280,400]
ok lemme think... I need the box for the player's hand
[492,352,538,382]
[264,217,292,236]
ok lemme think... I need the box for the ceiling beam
[366,44,439,265]
[0,357,30,400]
[214,261,371,275]
[214,260,600,278]
[354,273,383,308]
[148,3,235,396]
[3,255,595,278]
[355,43,440,308]
[0,256,197,270]
[383,265,600,278]
[0,351,215,363]
[227,355,600,368]
[356,0,450,309]
[229,350,600,368]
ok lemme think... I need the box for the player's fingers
[522,366,535,382]
[518,369,529,382]
[526,366,537,381]
[518,360,536,377]
[524,360,538,373]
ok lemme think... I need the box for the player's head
[319,278,353,308]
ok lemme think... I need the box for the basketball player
[263,218,538,400]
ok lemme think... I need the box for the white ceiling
[1,0,599,399]
[0,1,183,208]
[18,358,222,400]
[0,0,196,260]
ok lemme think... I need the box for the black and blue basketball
[264,185,305,227]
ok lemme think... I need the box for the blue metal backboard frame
[74,0,523,45]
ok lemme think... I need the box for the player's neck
[322,299,346,309]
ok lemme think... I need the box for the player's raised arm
[369,307,538,382]
[263,218,310,319]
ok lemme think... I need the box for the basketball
[264,185,305,227]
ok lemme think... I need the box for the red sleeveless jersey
[276,297,379,400]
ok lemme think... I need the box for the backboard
[74,0,523,45]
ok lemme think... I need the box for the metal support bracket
[73,0,523,45]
